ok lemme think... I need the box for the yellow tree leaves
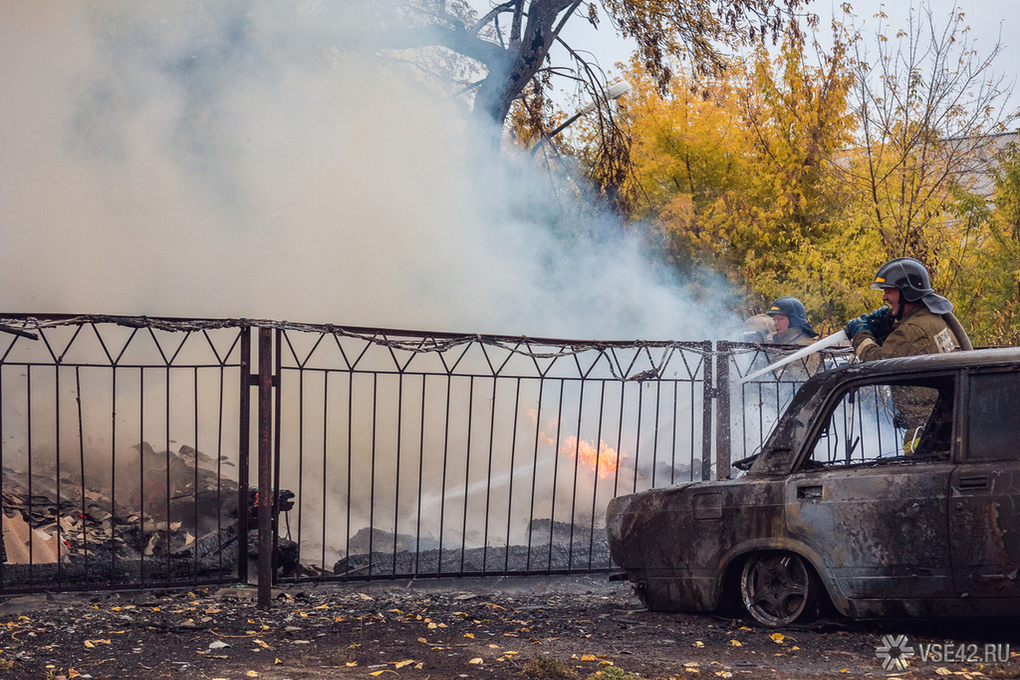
[623,34,855,327]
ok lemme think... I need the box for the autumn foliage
[614,6,1018,344]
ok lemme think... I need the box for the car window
[803,376,955,469]
[966,371,1020,462]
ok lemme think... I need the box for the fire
[560,436,622,479]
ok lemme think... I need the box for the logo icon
[875,634,915,670]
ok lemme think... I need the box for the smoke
[0,1,739,341]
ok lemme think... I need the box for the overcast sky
[518,0,1020,118]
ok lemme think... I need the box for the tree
[951,142,1020,344]
[376,0,811,139]
[621,31,856,327]
[838,2,1014,284]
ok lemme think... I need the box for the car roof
[816,346,1020,387]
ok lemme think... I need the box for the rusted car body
[606,347,1020,626]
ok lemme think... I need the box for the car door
[950,370,1020,597]
[784,377,956,600]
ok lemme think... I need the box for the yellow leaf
[600,660,614,666]
[417,637,428,643]
[581,654,597,661]
[935,669,953,676]
[393,660,415,669]
[729,640,742,647]
[246,672,258,678]
[274,658,282,665]
[469,658,484,665]
[770,633,785,643]
[428,622,437,629]
[739,626,752,631]
[313,604,329,609]
[694,641,705,648]
[369,672,385,677]
[415,663,423,669]
[346,662,357,667]
[84,640,95,648]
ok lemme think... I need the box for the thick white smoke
[0,1,739,341]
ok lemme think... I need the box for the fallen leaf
[417,638,428,644]
[428,622,438,629]
[84,641,94,649]
[770,633,785,643]
[935,670,952,676]
[684,662,700,668]
[246,672,258,678]
[359,593,374,601]
[739,626,752,631]
[469,658,483,665]
[694,641,705,648]
[464,633,475,639]
[715,673,733,678]
[729,640,742,647]
[274,658,282,665]
[393,660,415,669]
[346,662,357,667]
[581,654,597,661]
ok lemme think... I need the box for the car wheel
[740,552,818,627]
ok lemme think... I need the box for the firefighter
[741,313,775,344]
[843,257,960,453]
[767,297,817,347]
[843,257,958,360]
[766,297,820,378]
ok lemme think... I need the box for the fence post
[257,327,273,609]
[238,326,251,584]
[714,341,731,479]
[700,341,714,481]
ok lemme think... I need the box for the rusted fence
[0,315,848,596]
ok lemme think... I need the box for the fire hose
[739,310,973,384]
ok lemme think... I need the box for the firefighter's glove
[863,306,894,343]
[843,316,871,340]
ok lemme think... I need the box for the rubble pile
[332,520,612,577]
[1,443,244,589]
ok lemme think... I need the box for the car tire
[739,552,819,627]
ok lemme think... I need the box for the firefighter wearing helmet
[767,297,817,347]
[844,257,963,453]
[843,257,958,360]
[766,296,820,377]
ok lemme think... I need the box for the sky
[536,0,1020,118]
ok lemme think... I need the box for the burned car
[606,347,1020,626]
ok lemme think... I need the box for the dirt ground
[0,575,1017,680]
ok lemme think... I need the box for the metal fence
[0,315,848,595]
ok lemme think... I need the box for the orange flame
[560,436,622,479]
